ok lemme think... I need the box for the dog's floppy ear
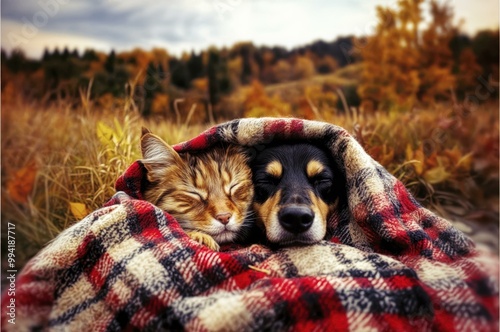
[140,128,184,182]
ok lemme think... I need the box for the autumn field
[2,0,499,281]
[2,94,499,272]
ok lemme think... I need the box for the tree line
[1,0,498,120]
[1,37,352,115]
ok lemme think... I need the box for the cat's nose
[215,212,232,225]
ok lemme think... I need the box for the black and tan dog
[251,143,340,245]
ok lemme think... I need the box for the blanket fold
[2,118,498,331]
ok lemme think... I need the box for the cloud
[1,0,498,59]
[1,19,112,58]
[2,0,225,56]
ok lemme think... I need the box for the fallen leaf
[7,160,37,204]
[423,166,450,184]
[406,144,424,175]
[69,202,88,220]
[456,152,473,171]
[413,147,425,175]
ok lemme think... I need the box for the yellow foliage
[243,81,292,117]
[443,146,472,171]
[292,56,316,80]
[228,56,243,80]
[423,165,450,184]
[192,78,209,93]
[358,0,455,110]
[456,153,473,171]
[96,121,115,147]
[273,60,292,82]
[151,94,170,115]
[405,144,425,175]
[69,202,88,220]
[305,86,338,110]
[245,106,281,118]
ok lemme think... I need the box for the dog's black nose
[278,206,314,233]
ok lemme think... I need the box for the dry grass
[1,99,498,269]
[1,101,208,265]
[323,104,499,221]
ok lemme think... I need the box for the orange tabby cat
[140,128,254,251]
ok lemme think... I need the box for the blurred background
[1,0,499,274]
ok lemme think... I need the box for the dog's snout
[278,206,314,234]
[290,194,307,204]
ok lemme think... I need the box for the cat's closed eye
[185,191,207,203]
[141,129,254,251]
[228,182,252,201]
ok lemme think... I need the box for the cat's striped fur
[140,128,253,251]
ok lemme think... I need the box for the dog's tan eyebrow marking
[306,160,325,178]
[266,160,283,178]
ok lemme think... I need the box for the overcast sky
[2,0,499,59]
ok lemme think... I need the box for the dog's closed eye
[254,176,279,199]
[311,176,333,196]
[306,161,334,195]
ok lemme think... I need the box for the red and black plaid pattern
[2,118,498,331]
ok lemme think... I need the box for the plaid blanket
[2,118,498,331]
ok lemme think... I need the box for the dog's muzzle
[278,205,314,234]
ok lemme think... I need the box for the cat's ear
[141,126,152,136]
[140,129,175,160]
[140,130,184,182]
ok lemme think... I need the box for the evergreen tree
[240,43,254,84]
[108,66,129,96]
[1,49,7,63]
[271,46,288,62]
[42,48,51,62]
[104,50,116,73]
[207,48,233,107]
[169,58,190,89]
[82,49,98,62]
[53,47,61,60]
[472,29,499,78]
[187,51,204,79]
[158,63,167,81]
[450,34,472,66]
[71,48,80,59]
[7,48,27,73]
[62,47,70,61]
[218,57,231,94]
[142,61,163,116]
[207,49,220,107]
